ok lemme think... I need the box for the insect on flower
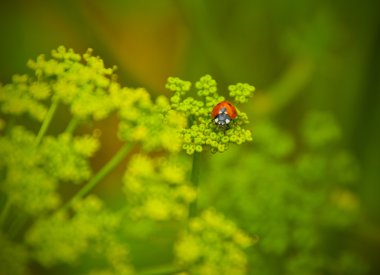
[211,101,237,127]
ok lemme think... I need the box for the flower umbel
[1,47,117,122]
[123,154,196,221]
[0,47,257,275]
[175,208,255,274]
[166,75,255,154]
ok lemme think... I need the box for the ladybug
[211,101,237,127]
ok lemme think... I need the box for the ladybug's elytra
[211,101,237,127]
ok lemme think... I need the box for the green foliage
[0,46,367,275]
[0,47,255,274]
[1,1,378,272]
[301,111,342,149]
[201,112,368,274]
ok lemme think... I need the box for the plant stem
[35,97,59,146]
[64,117,79,135]
[189,152,201,218]
[60,143,133,212]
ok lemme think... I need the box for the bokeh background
[1,0,379,274]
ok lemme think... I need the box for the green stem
[60,143,134,212]
[189,152,201,218]
[0,198,11,229]
[35,97,59,146]
[64,117,79,135]
[137,263,183,275]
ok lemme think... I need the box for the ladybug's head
[214,107,232,126]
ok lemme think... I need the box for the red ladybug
[211,101,237,127]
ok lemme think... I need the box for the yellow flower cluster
[123,154,196,221]
[115,86,187,153]
[175,209,254,274]
[0,126,102,215]
[26,195,133,273]
[166,75,254,154]
[0,46,118,122]
[40,133,100,183]
[228,83,255,104]
[0,46,257,274]
[0,127,60,214]
[0,74,48,121]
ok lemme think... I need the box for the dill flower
[0,127,60,214]
[0,47,256,274]
[0,74,48,121]
[228,82,255,104]
[175,209,254,274]
[123,154,196,221]
[166,75,254,154]
[0,123,101,216]
[40,133,100,183]
[115,86,186,153]
[26,195,133,273]
[18,46,117,121]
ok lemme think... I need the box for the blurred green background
[1,0,379,274]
